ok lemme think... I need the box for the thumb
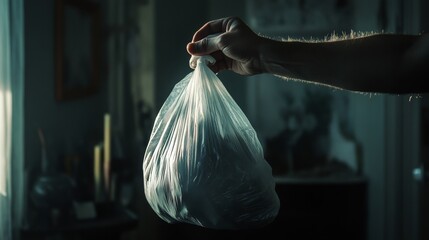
[187,37,219,56]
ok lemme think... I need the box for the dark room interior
[1,0,429,240]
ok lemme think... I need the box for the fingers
[187,17,244,72]
[187,37,220,56]
[192,18,227,42]
[188,17,244,56]
[192,17,242,42]
[187,18,227,55]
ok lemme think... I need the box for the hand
[187,17,265,75]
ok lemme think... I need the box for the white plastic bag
[143,55,280,230]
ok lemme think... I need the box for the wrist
[257,37,275,74]
[259,38,310,80]
[258,38,292,75]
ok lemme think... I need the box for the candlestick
[94,144,102,202]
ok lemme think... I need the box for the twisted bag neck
[189,55,216,69]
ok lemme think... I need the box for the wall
[345,1,393,239]
[154,0,209,110]
[350,1,423,240]
[24,0,108,192]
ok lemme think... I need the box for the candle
[104,113,111,193]
[94,144,102,202]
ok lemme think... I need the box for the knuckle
[217,35,230,50]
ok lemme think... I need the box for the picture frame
[55,0,101,101]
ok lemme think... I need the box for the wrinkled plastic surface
[142,56,280,230]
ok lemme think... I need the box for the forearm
[258,33,426,94]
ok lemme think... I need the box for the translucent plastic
[142,56,280,229]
